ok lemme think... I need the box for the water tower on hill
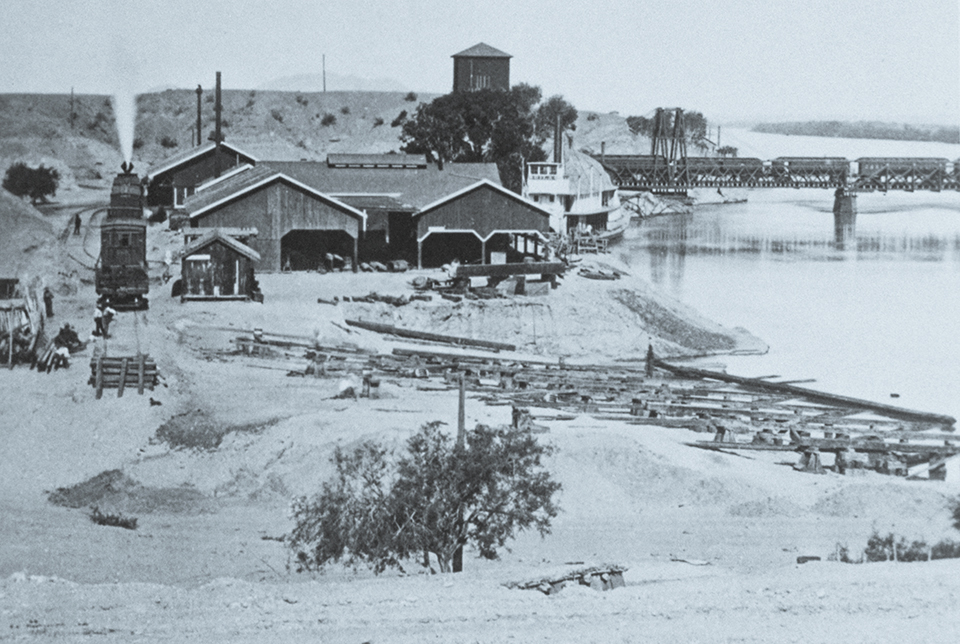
[452,43,511,92]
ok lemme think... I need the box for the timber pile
[227,329,957,468]
[0,285,45,368]
[88,355,159,399]
[505,565,627,595]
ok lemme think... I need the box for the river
[620,128,960,423]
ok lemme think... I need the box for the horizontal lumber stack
[88,355,158,398]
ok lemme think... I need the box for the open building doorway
[281,229,356,272]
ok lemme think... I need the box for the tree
[400,84,548,193]
[3,162,60,204]
[287,421,561,574]
[535,95,578,138]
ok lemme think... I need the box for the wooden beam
[346,319,515,351]
[117,358,128,397]
[654,359,956,428]
[137,354,145,395]
[95,357,104,400]
[456,261,566,279]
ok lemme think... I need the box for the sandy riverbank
[2,195,959,642]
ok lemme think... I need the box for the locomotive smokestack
[215,72,222,177]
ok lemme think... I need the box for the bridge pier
[833,188,857,246]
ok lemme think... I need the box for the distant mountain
[259,73,407,93]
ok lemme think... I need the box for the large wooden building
[183,165,367,272]
[452,43,511,92]
[414,179,551,267]
[146,142,257,208]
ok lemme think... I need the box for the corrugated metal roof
[146,142,257,180]
[452,43,512,58]
[264,161,501,210]
[327,153,427,168]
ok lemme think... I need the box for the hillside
[0,91,654,191]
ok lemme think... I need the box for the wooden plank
[654,359,956,428]
[95,357,104,400]
[455,262,566,278]
[137,354,145,395]
[347,320,515,351]
[117,358,128,397]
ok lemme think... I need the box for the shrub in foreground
[287,421,561,573]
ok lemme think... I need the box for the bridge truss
[595,155,960,193]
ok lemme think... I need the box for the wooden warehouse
[266,156,501,265]
[179,229,260,300]
[183,165,367,272]
[414,180,551,268]
[146,141,257,208]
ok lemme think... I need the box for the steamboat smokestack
[553,114,562,164]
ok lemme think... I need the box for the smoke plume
[113,92,137,164]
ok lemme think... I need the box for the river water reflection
[620,188,960,423]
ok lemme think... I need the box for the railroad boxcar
[771,157,850,185]
[855,157,949,191]
[96,163,149,309]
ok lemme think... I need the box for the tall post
[214,72,222,177]
[195,85,203,147]
[453,373,465,572]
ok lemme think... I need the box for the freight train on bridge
[594,155,960,192]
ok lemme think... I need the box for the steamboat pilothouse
[522,133,626,241]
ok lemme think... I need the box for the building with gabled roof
[452,43,511,92]
[182,165,367,272]
[179,229,261,300]
[145,141,258,208]
[413,179,551,267]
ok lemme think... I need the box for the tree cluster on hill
[287,421,561,574]
[626,110,710,150]
[400,86,577,193]
[752,121,960,144]
[2,162,60,204]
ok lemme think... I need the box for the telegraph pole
[453,373,465,573]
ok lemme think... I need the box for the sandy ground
[2,192,960,642]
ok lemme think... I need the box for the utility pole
[453,373,465,573]
[195,85,203,147]
[214,72,222,177]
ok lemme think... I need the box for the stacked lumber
[88,355,158,398]
[505,565,627,595]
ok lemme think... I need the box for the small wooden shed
[180,229,261,301]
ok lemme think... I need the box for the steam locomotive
[95,162,149,309]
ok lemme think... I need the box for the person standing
[93,304,104,336]
[43,287,54,317]
[102,302,117,338]
[73,213,82,235]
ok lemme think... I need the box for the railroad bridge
[593,108,959,239]
[594,109,960,194]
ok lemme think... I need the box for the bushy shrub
[405,91,418,102]
[89,506,137,530]
[321,113,336,127]
[270,109,284,123]
[373,117,384,127]
[2,162,60,204]
[288,421,560,574]
[132,137,144,150]
[296,94,308,106]
[340,105,350,115]
[391,110,407,127]
[159,135,178,148]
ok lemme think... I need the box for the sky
[1,0,957,125]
